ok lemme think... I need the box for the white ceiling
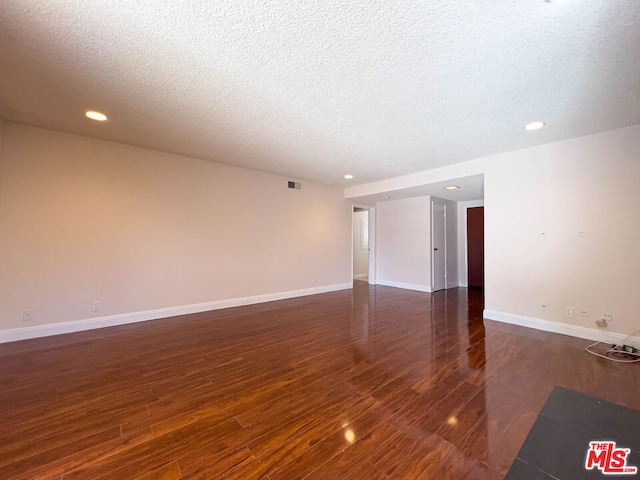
[1,1,639,187]
[353,174,485,205]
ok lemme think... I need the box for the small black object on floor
[505,386,640,479]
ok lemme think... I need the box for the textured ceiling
[1,1,639,187]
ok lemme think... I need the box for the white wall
[349,124,640,342]
[375,196,431,292]
[484,126,640,341]
[352,210,369,278]
[0,124,352,340]
[375,195,457,292]
[0,120,4,210]
[457,199,484,287]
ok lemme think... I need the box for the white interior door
[367,207,375,284]
[431,202,446,291]
[352,209,369,280]
[351,205,376,285]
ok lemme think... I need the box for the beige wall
[0,124,352,336]
[484,125,640,339]
[375,195,457,292]
[349,124,640,341]
[376,197,458,292]
[375,196,432,292]
[0,120,4,210]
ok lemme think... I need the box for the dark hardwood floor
[1,283,639,479]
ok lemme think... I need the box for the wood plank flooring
[1,283,639,479]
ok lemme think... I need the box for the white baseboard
[353,274,368,279]
[376,279,431,293]
[0,283,352,344]
[483,309,639,345]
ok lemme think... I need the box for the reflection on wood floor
[1,282,639,479]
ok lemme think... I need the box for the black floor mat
[505,386,640,479]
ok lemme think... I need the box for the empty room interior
[1,1,640,479]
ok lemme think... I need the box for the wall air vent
[288,181,302,190]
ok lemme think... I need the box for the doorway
[467,206,484,288]
[431,201,446,291]
[352,206,375,285]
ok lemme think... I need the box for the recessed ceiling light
[344,174,354,179]
[525,121,545,131]
[444,185,460,190]
[85,110,108,122]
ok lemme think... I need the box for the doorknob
[434,248,438,251]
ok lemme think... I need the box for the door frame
[351,204,376,286]
[431,200,447,291]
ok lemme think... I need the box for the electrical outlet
[566,306,574,318]
[92,301,101,312]
[23,310,33,321]
[603,313,612,322]
[595,319,607,328]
